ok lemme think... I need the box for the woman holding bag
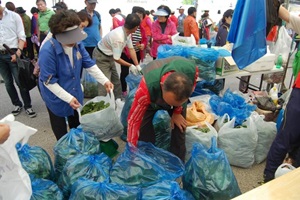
[38,10,113,140]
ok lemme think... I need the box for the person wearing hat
[177,6,186,36]
[127,57,199,162]
[38,10,113,140]
[151,5,177,59]
[215,9,233,46]
[81,0,102,58]
[36,0,55,44]
[183,6,199,44]
[16,7,34,60]
[0,2,37,118]
[52,1,68,12]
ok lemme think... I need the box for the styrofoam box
[243,53,276,72]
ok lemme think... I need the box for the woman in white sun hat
[151,5,177,59]
[38,10,113,140]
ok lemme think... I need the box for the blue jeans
[0,53,32,109]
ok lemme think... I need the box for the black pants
[47,107,80,141]
[24,37,34,60]
[138,106,187,162]
[120,51,141,92]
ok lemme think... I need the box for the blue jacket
[39,38,95,117]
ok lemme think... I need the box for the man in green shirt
[16,7,34,60]
[36,0,55,44]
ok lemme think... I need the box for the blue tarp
[227,0,267,69]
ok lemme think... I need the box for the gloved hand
[136,64,143,75]
[129,64,139,75]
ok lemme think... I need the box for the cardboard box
[243,53,276,72]
[215,56,239,76]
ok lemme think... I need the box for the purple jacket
[151,19,177,58]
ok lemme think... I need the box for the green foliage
[81,101,110,116]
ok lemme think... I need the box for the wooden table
[232,167,300,200]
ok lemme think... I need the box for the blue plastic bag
[57,153,112,197]
[53,127,101,181]
[125,73,142,91]
[30,175,63,200]
[153,110,171,151]
[183,137,241,200]
[227,0,266,69]
[17,143,54,180]
[82,69,98,98]
[70,178,142,200]
[142,181,195,200]
[209,89,256,125]
[120,87,137,139]
[157,45,185,59]
[110,142,184,187]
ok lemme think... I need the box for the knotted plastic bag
[153,110,171,151]
[17,143,54,180]
[142,181,195,200]
[183,137,241,200]
[30,175,63,200]
[53,127,101,181]
[110,142,184,187]
[57,153,112,198]
[69,178,142,200]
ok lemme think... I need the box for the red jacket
[127,68,199,146]
[183,15,199,44]
[141,16,152,37]
[169,15,178,27]
[151,19,177,58]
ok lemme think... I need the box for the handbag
[16,56,37,90]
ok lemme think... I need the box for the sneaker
[25,108,37,118]
[11,106,22,116]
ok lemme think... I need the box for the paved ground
[0,59,293,194]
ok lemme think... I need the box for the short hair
[188,7,196,15]
[31,7,39,14]
[163,72,193,101]
[54,2,68,11]
[36,0,46,4]
[77,11,92,27]
[109,8,116,15]
[145,10,150,15]
[201,13,209,19]
[157,5,171,18]
[132,6,145,18]
[5,2,15,11]
[49,10,81,36]
[115,8,121,13]
[124,13,141,30]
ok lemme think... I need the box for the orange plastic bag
[186,101,214,126]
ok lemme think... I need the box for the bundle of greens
[81,101,110,116]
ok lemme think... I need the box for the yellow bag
[186,101,214,126]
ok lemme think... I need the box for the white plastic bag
[214,113,230,132]
[0,114,37,200]
[78,91,123,141]
[271,26,296,63]
[250,112,277,164]
[218,117,258,168]
[185,122,218,162]
[171,33,196,46]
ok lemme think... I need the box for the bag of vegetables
[78,90,123,141]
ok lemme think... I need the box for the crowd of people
[1,0,298,187]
